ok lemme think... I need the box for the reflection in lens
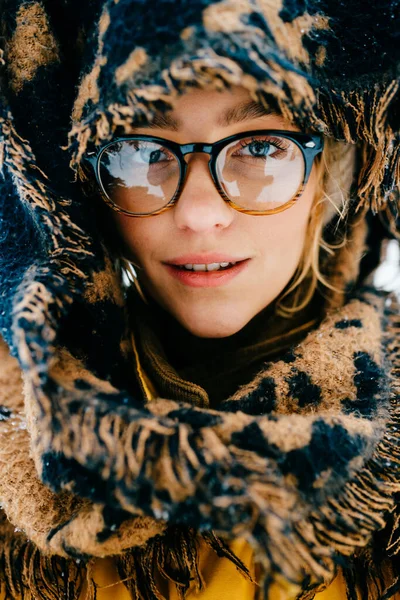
[99,140,180,214]
[216,135,305,212]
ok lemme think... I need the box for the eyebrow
[142,100,279,131]
[219,100,279,127]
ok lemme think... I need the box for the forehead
[152,100,279,130]
[139,88,290,132]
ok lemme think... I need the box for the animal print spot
[282,349,298,363]
[167,407,223,427]
[0,406,11,420]
[287,369,321,408]
[340,351,385,417]
[335,319,362,329]
[97,505,134,543]
[231,422,282,459]
[353,352,383,400]
[220,377,276,415]
[280,420,367,493]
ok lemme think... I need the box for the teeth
[206,263,223,271]
[182,262,237,271]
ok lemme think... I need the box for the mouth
[163,258,250,288]
[173,261,239,272]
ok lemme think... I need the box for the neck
[132,289,323,407]
[148,295,277,369]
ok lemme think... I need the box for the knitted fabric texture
[0,1,400,599]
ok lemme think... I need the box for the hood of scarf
[0,1,400,599]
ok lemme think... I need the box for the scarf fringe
[315,298,400,600]
[0,517,258,600]
[342,548,400,600]
[116,527,202,600]
[0,511,87,600]
[317,82,400,213]
[200,530,257,583]
[0,109,94,292]
[113,525,258,600]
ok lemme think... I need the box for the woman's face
[112,86,319,338]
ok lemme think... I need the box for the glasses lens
[216,134,305,212]
[99,139,180,214]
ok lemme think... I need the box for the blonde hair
[276,138,357,317]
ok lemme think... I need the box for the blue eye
[242,140,272,157]
[138,146,169,164]
[233,136,289,161]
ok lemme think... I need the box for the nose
[172,154,235,232]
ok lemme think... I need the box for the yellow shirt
[79,537,348,600]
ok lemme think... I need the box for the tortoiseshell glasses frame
[84,130,324,217]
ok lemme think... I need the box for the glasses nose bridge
[180,142,214,159]
[179,142,219,194]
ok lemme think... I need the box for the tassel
[115,526,204,600]
[0,511,87,599]
[112,524,259,600]
[316,82,399,215]
[200,530,257,583]
[335,299,400,600]
[82,560,98,600]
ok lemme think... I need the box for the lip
[164,258,251,288]
[165,254,249,266]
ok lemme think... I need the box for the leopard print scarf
[0,1,399,599]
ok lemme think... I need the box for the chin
[175,309,249,339]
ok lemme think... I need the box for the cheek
[111,214,153,263]
[260,199,313,268]
[284,169,318,250]
[254,171,317,292]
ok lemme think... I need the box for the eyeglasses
[84,130,324,217]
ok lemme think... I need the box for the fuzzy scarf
[1,281,400,600]
[0,1,400,599]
